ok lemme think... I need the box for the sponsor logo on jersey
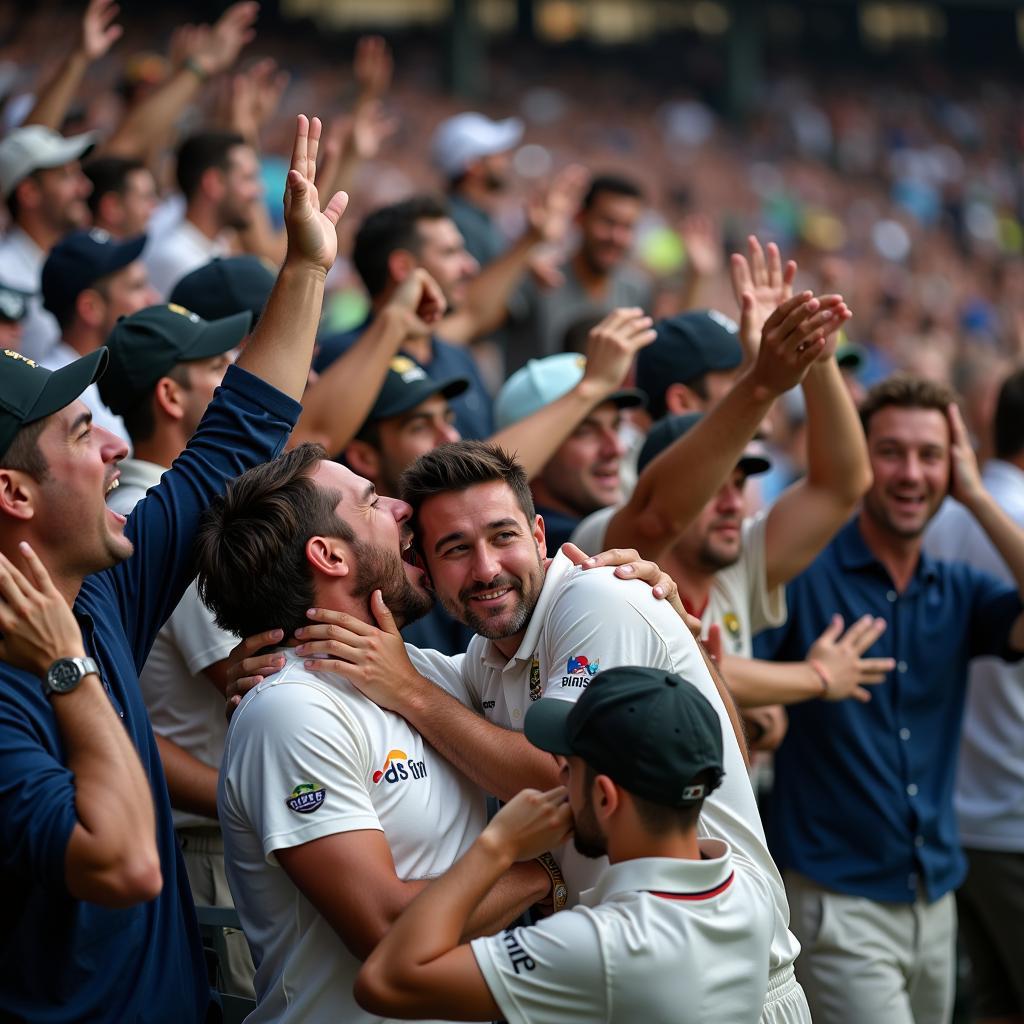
[286,781,326,814]
[372,747,428,784]
[481,700,496,710]
[562,654,599,687]
[501,928,536,974]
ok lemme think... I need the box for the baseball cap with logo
[169,256,276,323]
[0,124,97,199]
[0,347,107,459]
[525,665,725,808]
[431,112,524,179]
[98,305,251,416]
[364,356,469,425]
[494,351,646,431]
[0,282,29,323]
[41,229,147,326]
[638,412,770,477]
[636,309,743,419]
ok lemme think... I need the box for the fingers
[857,658,896,681]
[16,541,56,596]
[851,686,873,703]
[234,628,284,658]
[370,590,399,633]
[749,235,767,285]
[290,113,309,178]
[302,607,375,636]
[947,402,969,446]
[295,638,360,661]
[819,613,844,644]
[306,116,322,182]
[729,252,752,302]
[842,614,885,652]
[582,548,640,569]
[0,551,32,612]
[766,241,782,290]
[762,290,813,334]
[561,542,588,566]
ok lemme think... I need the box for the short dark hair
[119,363,191,446]
[175,132,246,201]
[195,443,355,638]
[83,156,146,219]
[581,173,643,211]
[860,375,959,437]
[352,195,449,298]
[2,418,49,480]
[995,367,1024,460]
[582,762,708,834]
[399,440,535,546]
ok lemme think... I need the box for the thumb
[371,589,398,633]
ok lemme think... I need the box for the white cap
[431,112,523,179]
[0,125,97,198]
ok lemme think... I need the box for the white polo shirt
[471,840,774,1024]
[0,226,58,362]
[219,652,487,1024]
[569,508,786,657]
[430,551,800,977]
[143,216,230,298]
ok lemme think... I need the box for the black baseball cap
[364,355,469,424]
[636,310,743,420]
[169,256,276,323]
[638,412,771,477]
[0,347,107,459]
[41,229,147,326]
[98,304,251,416]
[525,666,725,808]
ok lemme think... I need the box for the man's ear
[664,382,703,414]
[96,190,124,232]
[532,513,547,561]
[388,248,417,285]
[200,166,226,204]
[343,440,380,482]
[75,288,106,331]
[592,773,620,825]
[305,535,351,579]
[153,376,186,423]
[13,176,41,215]
[0,468,37,522]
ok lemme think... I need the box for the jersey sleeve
[470,912,606,1024]
[163,582,237,676]
[740,512,788,634]
[405,647,477,708]
[222,681,382,862]
[542,569,673,702]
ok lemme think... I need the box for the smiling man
[755,375,1024,1024]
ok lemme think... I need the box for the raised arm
[442,166,586,345]
[604,291,849,558]
[24,0,122,131]
[0,544,160,907]
[490,307,655,479]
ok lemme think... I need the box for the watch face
[48,660,81,693]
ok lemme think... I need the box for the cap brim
[737,453,771,476]
[180,311,253,360]
[524,698,576,756]
[32,130,97,174]
[25,347,108,425]
[608,388,647,411]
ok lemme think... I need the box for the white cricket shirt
[471,840,774,1024]
[219,651,487,1024]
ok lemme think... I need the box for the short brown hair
[194,443,354,638]
[3,418,49,480]
[860,375,959,437]
[399,440,535,544]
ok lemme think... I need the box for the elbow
[68,841,164,908]
[354,962,401,1017]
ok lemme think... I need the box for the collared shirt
[470,841,774,1024]
[925,461,1024,852]
[143,217,230,298]
[314,318,494,442]
[0,366,300,1021]
[448,194,506,267]
[0,225,59,362]
[43,340,131,446]
[754,514,1023,902]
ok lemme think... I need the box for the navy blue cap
[638,413,771,477]
[169,256,275,323]
[636,310,743,419]
[363,355,469,425]
[41,228,147,326]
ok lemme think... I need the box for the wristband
[535,852,568,911]
[184,58,209,82]
[808,658,832,698]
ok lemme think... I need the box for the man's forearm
[101,68,202,160]
[24,50,90,131]
[235,261,325,402]
[401,680,560,801]
[154,734,219,820]
[719,654,823,707]
[969,490,1024,597]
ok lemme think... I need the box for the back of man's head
[580,173,643,212]
[175,131,246,202]
[195,443,354,638]
[994,367,1024,462]
[353,195,449,298]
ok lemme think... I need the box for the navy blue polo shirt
[315,319,494,442]
[0,366,300,1022]
[535,504,582,555]
[754,515,1023,903]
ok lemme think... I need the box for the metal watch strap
[535,852,568,911]
[44,656,99,696]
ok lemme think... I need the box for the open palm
[283,114,349,274]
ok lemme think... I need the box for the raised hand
[191,1,258,78]
[947,402,985,508]
[807,614,895,703]
[353,35,393,101]
[386,267,447,336]
[678,213,723,280]
[481,787,574,863]
[283,114,349,273]
[0,543,85,679]
[580,307,655,397]
[730,236,797,360]
[344,99,398,162]
[527,165,588,245]
[79,0,123,61]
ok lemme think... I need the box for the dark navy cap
[169,256,276,323]
[636,309,743,419]
[364,355,469,425]
[41,229,147,325]
[638,412,771,477]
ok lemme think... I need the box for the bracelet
[535,852,568,911]
[808,658,832,698]
[184,58,209,82]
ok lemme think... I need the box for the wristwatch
[43,656,99,697]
